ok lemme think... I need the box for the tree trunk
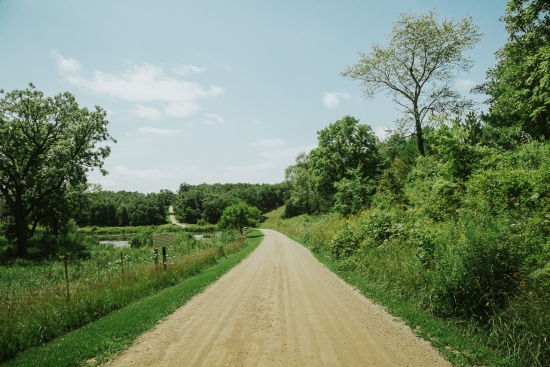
[414,115,426,156]
[14,210,28,258]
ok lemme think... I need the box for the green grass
[1,230,263,367]
[261,205,285,227]
[280,230,512,367]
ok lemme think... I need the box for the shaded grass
[280,229,513,367]
[1,230,263,367]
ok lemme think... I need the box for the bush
[431,215,524,319]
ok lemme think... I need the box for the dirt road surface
[106,229,450,367]
[168,205,186,228]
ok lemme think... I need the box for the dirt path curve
[168,205,186,228]
[106,229,450,367]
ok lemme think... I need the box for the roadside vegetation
[273,3,550,366]
[1,230,264,367]
[0,227,252,363]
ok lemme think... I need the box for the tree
[218,202,261,234]
[284,152,313,216]
[309,116,380,207]
[341,11,482,155]
[0,84,114,257]
[475,0,550,140]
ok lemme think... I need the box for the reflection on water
[99,240,130,248]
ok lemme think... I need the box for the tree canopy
[0,84,114,256]
[475,0,550,140]
[341,11,482,155]
[218,202,261,234]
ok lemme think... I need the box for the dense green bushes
[274,140,550,366]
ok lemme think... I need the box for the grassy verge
[261,205,284,227]
[1,230,264,367]
[280,230,511,367]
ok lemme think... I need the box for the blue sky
[0,0,508,193]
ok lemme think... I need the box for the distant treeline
[75,189,175,227]
[173,183,288,224]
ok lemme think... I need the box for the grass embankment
[0,230,263,366]
[261,205,285,228]
[268,216,533,367]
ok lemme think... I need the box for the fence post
[63,255,70,301]
[120,252,124,283]
[162,246,167,270]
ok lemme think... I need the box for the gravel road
[106,229,450,366]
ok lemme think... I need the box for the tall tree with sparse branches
[341,11,482,155]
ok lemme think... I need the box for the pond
[99,240,130,248]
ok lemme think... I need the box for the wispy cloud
[138,127,180,135]
[164,102,201,117]
[131,104,162,121]
[52,50,81,73]
[204,113,225,123]
[374,126,389,140]
[52,51,224,120]
[323,92,351,109]
[252,119,261,125]
[252,138,286,147]
[173,64,206,75]
[455,79,477,90]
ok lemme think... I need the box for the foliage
[218,202,261,234]
[309,115,380,205]
[0,85,114,257]
[173,182,287,224]
[77,190,167,227]
[342,11,482,155]
[475,0,550,140]
[0,229,246,362]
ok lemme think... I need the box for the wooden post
[63,255,70,301]
[120,252,124,283]
[154,249,159,268]
[162,246,167,270]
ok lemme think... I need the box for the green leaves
[476,0,550,140]
[218,202,261,234]
[342,11,482,155]
[0,85,115,256]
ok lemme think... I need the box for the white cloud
[455,79,477,90]
[252,138,286,147]
[131,104,162,121]
[323,92,351,109]
[138,127,180,135]
[173,64,206,75]
[164,102,201,117]
[374,126,389,140]
[204,113,225,123]
[52,50,81,73]
[252,119,261,125]
[52,51,224,119]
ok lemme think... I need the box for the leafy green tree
[218,202,261,234]
[284,152,314,216]
[309,116,380,208]
[475,0,550,140]
[0,84,114,256]
[341,11,482,155]
[333,167,376,216]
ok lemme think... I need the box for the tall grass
[269,212,550,367]
[0,231,245,363]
